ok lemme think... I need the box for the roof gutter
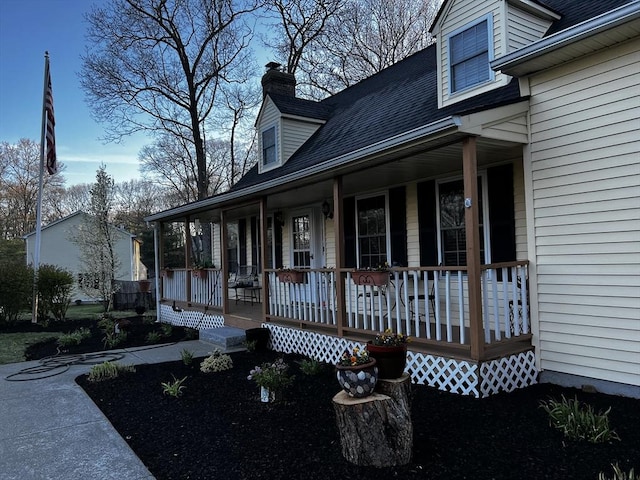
[146,116,460,222]
[492,1,640,74]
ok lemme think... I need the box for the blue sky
[0,0,151,185]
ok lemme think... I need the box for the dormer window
[449,15,493,94]
[262,126,277,166]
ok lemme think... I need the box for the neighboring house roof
[23,211,138,240]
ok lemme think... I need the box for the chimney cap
[265,62,282,72]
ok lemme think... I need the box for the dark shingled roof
[231,0,631,192]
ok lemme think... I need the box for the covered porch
[149,130,537,396]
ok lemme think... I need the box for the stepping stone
[199,327,246,348]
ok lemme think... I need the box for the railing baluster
[457,271,465,344]
[434,271,441,341]
[490,270,499,343]
[501,267,509,339]
[423,271,431,340]
[520,265,529,333]
[445,271,452,342]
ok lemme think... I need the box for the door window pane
[357,195,387,268]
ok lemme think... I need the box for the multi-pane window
[450,18,490,93]
[291,215,311,268]
[357,195,387,268]
[262,126,276,166]
[438,178,485,266]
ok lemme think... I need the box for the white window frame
[259,124,280,173]
[447,14,495,96]
[436,173,491,266]
[355,192,390,269]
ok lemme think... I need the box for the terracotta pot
[335,359,378,398]
[277,270,305,283]
[352,270,389,286]
[366,342,407,379]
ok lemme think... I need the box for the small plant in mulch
[160,323,173,337]
[247,358,294,393]
[145,331,162,344]
[539,395,620,443]
[57,327,92,348]
[245,339,258,352]
[200,350,233,373]
[298,358,325,375]
[181,348,194,366]
[599,463,637,480]
[161,375,187,397]
[88,361,135,382]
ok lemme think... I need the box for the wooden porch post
[158,222,165,303]
[463,137,484,361]
[259,197,268,321]
[333,176,346,337]
[221,211,230,314]
[184,216,191,304]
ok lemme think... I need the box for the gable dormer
[430,0,559,108]
[256,63,328,174]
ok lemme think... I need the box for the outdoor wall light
[322,200,333,219]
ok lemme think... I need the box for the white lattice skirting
[159,304,225,330]
[264,323,537,398]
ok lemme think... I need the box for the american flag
[44,58,57,175]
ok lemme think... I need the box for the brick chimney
[261,62,296,98]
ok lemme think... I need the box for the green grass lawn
[0,332,61,365]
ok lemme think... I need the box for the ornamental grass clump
[372,328,410,346]
[599,463,637,480]
[88,361,135,382]
[247,358,294,392]
[200,350,233,373]
[338,346,370,366]
[539,395,620,443]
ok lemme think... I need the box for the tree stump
[332,374,412,467]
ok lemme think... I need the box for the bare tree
[265,0,439,98]
[80,0,260,200]
[0,139,65,239]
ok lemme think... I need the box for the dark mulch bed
[77,350,640,480]
[18,317,196,360]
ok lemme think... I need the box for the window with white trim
[262,126,276,166]
[437,176,488,266]
[449,16,492,94]
[356,195,388,268]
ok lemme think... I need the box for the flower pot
[366,342,407,379]
[260,386,275,403]
[352,270,389,286]
[245,328,270,352]
[277,270,305,283]
[192,269,208,278]
[335,359,378,398]
[161,269,173,278]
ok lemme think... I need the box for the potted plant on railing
[191,260,214,278]
[276,267,305,284]
[352,262,391,286]
[161,268,174,278]
[335,346,378,398]
[366,329,410,379]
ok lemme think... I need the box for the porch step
[199,327,246,349]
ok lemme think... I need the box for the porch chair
[228,265,258,304]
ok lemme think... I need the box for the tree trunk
[332,375,412,466]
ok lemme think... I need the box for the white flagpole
[31,52,50,323]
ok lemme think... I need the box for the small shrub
[161,375,187,397]
[299,358,324,376]
[539,395,620,443]
[135,305,146,315]
[245,339,258,352]
[181,349,194,366]
[143,315,156,325]
[599,463,637,480]
[36,264,74,322]
[184,327,199,340]
[200,350,233,373]
[160,323,173,337]
[57,327,92,348]
[0,262,33,325]
[145,331,162,344]
[88,361,135,382]
[103,330,128,349]
[247,358,294,392]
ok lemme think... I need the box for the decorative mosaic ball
[335,360,378,398]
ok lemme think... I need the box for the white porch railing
[161,268,223,308]
[265,262,529,346]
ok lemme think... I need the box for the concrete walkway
[0,340,224,480]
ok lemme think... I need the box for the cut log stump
[332,374,412,467]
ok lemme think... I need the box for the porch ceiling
[152,134,523,223]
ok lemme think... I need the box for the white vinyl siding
[506,6,551,52]
[513,160,528,261]
[257,100,282,173]
[281,117,322,162]
[528,38,640,387]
